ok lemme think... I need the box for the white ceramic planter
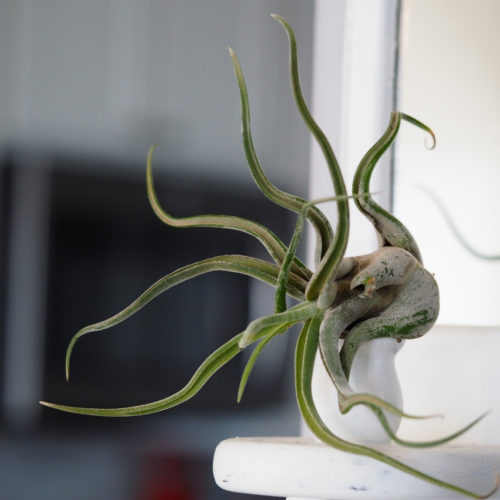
[310,337,405,444]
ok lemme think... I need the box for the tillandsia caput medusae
[41,15,498,498]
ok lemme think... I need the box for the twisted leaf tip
[401,112,436,149]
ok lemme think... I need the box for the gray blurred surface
[0,0,314,195]
[0,437,135,500]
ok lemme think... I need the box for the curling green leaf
[237,323,289,402]
[147,146,312,281]
[229,47,333,263]
[401,112,436,149]
[274,215,305,313]
[368,404,490,449]
[271,15,350,302]
[339,392,440,421]
[239,300,317,349]
[42,332,245,416]
[65,255,307,380]
[352,112,436,265]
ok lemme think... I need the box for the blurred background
[0,0,499,498]
[0,1,314,498]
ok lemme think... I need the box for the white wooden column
[308,0,400,265]
[307,0,348,268]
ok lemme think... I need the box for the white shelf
[213,437,500,500]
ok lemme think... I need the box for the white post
[306,0,401,446]
[306,0,348,267]
[308,0,399,265]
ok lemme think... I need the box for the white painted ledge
[214,437,500,500]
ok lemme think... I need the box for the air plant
[41,15,498,498]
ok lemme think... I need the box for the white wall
[394,0,500,325]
